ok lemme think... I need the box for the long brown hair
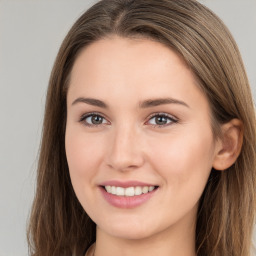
[27,0,256,255]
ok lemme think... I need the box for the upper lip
[100,180,157,188]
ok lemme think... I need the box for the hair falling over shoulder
[27,0,256,255]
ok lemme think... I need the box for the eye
[80,113,109,126]
[147,113,177,127]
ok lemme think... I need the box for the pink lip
[99,183,158,209]
[100,180,156,188]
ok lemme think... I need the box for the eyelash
[79,112,178,128]
[146,112,178,127]
[79,112,109,127]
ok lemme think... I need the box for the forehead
[70,36,190,83]
[68,36,208,111]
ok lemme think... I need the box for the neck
[94,215,197,256]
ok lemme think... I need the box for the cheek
[65,128,105,191]
[147,127,215,189]
[144,128,215,223]
[65,128,108,215]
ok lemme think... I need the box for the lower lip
[99,186,158,209]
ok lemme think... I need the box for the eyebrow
[139,98,189,108]
[71,97,189,109]
[72,97,108,108]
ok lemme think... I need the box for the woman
[27,0,256,255]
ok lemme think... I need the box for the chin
[97,217,163,240]
[106,228,154,240]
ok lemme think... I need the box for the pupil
[92,115,102,124]
[156,116,167,125]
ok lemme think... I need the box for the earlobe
[213,119,243,171]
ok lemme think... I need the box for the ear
[213,119,243,171]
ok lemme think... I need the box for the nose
[106,124,145,172]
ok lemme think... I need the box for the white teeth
[105,185,111,193]
[135,186,142,195]
[111,186,116,195]
[116,187,125,196]
[125,187,135,197]
[149,186,154,192]
[104,185,156,196]
[142,186,149,194]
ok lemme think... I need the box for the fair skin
[65,36,242,256]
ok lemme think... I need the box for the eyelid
[78,111,178,127]
[79,112,110,126]
[145,112,178,127]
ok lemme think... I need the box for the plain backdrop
[0,0,255,255]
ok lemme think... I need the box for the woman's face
[65,36,219,240]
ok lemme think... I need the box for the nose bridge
[107,122,144,171]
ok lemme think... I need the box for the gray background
[0,0,255,255]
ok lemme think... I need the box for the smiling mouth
[103,185,158,197]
